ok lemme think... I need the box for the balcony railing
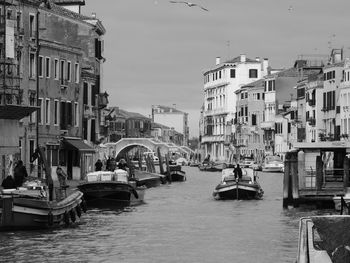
[307,99,315,107]
[306,117,316,126]
[83,105,95,119]
[0,87,23,105]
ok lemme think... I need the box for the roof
[52,0,85,5]
[241,79,264,88]
[265,67,299,79]
[153,105,187,114]
[152,122,170,129]
[224,56,260,64]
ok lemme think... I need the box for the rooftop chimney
[255,57,260,62]
[216,57,220,65]
[240,54,246,62]
[91,12,96,18]
[262,58,269,73]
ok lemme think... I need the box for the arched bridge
[102,138,190,158]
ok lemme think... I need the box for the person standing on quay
[14,160,28,187]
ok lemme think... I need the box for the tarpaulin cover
[312,216,350,263]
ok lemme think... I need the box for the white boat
[296,216,350,263]
[262,155,284,172]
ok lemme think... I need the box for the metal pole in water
[236,177,239,200]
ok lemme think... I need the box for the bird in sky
[169,1,209,11]
[288,5,293,11]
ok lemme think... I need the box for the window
[54,100,59,126]
[16,51,21,76]
[29,14,35,37]
[60,60,65,84]
[67,61,71,82]
[249,69,258,78]
[83,82,88,105]
[230,69,235,78]
[257,93,260,100]
[74,63,79,83]
[54,59,59,79]
[29,53,35,78]
[45,57,50,78]
[95,38,102,59]
[16,11,21,30]
[45,98,50,124]
[29,95,36,123]
[38,56,44,77]
[38,98,43,124]
[74,102,79,127]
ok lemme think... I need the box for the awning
[63,138,95,153]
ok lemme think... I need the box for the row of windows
[343,70,350,82]
[324,70,336,81]
[37,56,80,83]
[341,118,350,134]
[323,91,336,110]
[264,80,275,92]
[35,98,79,128]
[204,68,258,84]
[238,91,265,101]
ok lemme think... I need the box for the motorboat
[239,158,255,168]
[213,168,264,200]
[0,180,85,231]
[262,155,284,172]
[296,216,350,263]
[77,170,145,208]
[134,169,167,188]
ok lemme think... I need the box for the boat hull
[0,191,84,231]
[170,170,186,182]
[77,181,145,208]
[213,182,263,200]
[262,166,284,173]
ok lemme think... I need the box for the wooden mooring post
[316,156,323,191]
[157,147,165,175]
[165,153,172,183]
[283,151,299,208]
[343,156,350,189]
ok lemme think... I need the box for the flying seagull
[169,1,209,11]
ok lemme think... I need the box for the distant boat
[78,170,145,208]
[198,162,228,172]
[0,184,85,231]
[213,168,264,200]
[296,215,350,263]
[168,164,186,182]
[262,155,284,172]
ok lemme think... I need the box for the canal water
[0,167,334,263]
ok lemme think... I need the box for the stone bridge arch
[104,138,172,159]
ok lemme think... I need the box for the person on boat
[1,175,16,189]
[56,165,67,188]
[95,159,103,171]
[234,164,243,180]
[13,160,28,187]
[203,154,210,164]
[117,159,128,171]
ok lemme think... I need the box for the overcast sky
[84,0,350,137]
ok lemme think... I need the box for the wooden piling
[290,152,299,207]
[157,147,165,175]
[138,152,143,170]
[298,150,305,189]
[344,156,350,189]
[283,152,291,208]
[316,156,323,191]
[165,153,172,183]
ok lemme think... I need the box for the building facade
[152,105,189,146]
[201,55,269,162]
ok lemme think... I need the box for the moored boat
[0,182,85,231]
[296,216,350,263]
[262,155,284,172]
[213,168,264,200]
[168,165,186,182]
[134,169,166,188]
[77,170,145,208]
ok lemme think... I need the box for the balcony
[83,105,95,119]
[201,135,225,143]
[0,87,38,119]
[307,117,316,126]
